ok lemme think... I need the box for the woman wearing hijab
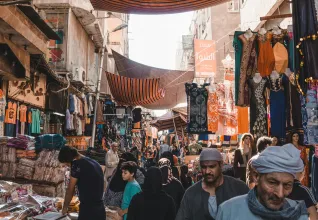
[127,167,176,220]
[104,152,145,207]
[160,151,180,180]
[158,158,185,211]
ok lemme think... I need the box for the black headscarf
[143,167,163,197]
[109,152,137,192]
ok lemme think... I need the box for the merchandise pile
[56,196,80,213]
[16,158,35,180]
[0,137,17,178]
[35,134,66,151]
[0,180,70,220]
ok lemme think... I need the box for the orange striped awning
[90,0,229,14]
[105,72,165,106]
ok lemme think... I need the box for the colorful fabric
[207,92,218,133]
[106,72,165,106]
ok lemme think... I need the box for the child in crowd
[119,161,141,220]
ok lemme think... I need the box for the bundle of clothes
[16,158,35,180]
[7,135,36,150]
[35,134,66,151]
[0,139,17,179]
[85,147,106,165]
[33,150,65,184]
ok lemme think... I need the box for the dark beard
[203,174,220,186]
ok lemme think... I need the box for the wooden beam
[260,13,292,21]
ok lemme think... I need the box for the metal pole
[91,42,106,147]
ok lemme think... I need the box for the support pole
[91,42,106,147]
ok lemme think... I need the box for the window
[227,0,240,12]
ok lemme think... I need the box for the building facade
[176,1,241,83]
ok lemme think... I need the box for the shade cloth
[90,0,229,14]
[150,109,187,131]
[105,72,165,106]
[112,50,194,109]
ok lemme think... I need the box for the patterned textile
[248,78,268,139]
[237,34,258,106]
[207,92,218,133]
[185,83,208,134]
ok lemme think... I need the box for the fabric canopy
[105,72,165,106]
[90,0,229,14]
[150,108,187,131]
[112,50,194,109]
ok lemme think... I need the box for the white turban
[252,144,304,177]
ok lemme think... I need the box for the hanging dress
[248,78,268,140]
[237,34,258,106]
[268,74,288,141]
[258,32,275,77]
[207,90,218,133]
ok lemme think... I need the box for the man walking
[105,142,119,187]
[216,145,308,220]
[176,148,249,220]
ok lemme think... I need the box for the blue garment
[216,193,308,220]
[121,180,141,220]
[312,155,318,200]
[35,134,66,150]
[269,75,288,141]
[301,95,309,144]
[208,196,217,218]
[5,123,14,137]
[288,38,295,72]
[69,93,75,113]
[198,134,209,141]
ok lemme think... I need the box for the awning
[112,50,194,109]
[105,72,165,106]
[90,0,229,14]
[17,5,61,41]
[150,109,187,131]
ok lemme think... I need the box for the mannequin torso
[253,72,262,83]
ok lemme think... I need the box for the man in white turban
[216,145,308,220]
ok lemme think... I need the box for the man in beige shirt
[105,143,119,187]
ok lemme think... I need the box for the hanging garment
[69,93,75,113]
[132,108,142,123]
[5,123,14,137]
[305,85,318,144]
[0,92,6,136]
[273,42,289,73]
[301,95,309,144]
[237,107,249,134]
[185,83,209,134]
[285,74,303,134]
[258,32,275,77]
[116,107,126,119]
[233,31,245,105]
[207,92,218,133]
[19,105,27,123]
[312,155,318,200]
[31,109,41,134]
[77,116,82,136]
[96,101,105,124]
[268,74,288,141]
[288,32,295,72]
[66,110,72,130]
[293,0,318,94]
[248,78,268,139]
[73,95,78,114]
[5,102,17,124]
[20,122,25,135]
[87,94,94,114]
[237,34,258,106]
[296,145,309,186]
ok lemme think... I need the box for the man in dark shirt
[176,148,249,220]
[288,161,318,220]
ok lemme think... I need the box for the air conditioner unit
[227,0,240,12]
[72,66,86,84]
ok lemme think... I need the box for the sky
[128,12,193,70]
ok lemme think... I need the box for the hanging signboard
[194,39,217,78]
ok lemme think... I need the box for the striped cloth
[105,72,165,106]
[90,0,228,14]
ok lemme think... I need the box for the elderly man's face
[200,161,222,185]
[112,144,119,152]
[255,173,294,211]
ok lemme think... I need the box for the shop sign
[194,39,217,78]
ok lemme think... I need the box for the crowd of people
[57,133,318,220]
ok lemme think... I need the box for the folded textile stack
[16,159,35,180]
[33,150,65,184]
[0,162,17,178]
[7,135,35,150]
[16,149,37,159]
[0,145,16,163]
[35,134,66,151]
[85,147,106,165]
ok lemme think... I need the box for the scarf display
[247,189,307,220]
